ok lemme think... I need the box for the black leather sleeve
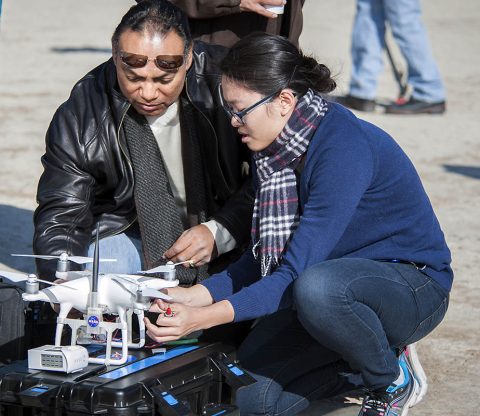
[33,104,95,279]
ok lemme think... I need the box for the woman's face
[220,76,296,152]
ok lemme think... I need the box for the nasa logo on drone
[88,316,100,327]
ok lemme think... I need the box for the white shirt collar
[145,100,179,127]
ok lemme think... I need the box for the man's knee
[87,232,143,274]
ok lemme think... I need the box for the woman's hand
[145,299,235,343]
[163,284,214,307]
[240,0,285,18]
[145,301,202,343]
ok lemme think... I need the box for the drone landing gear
[55,307,145,366]
[112,309,145,349]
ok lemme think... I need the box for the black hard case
[0,343,254,416]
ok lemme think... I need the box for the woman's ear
[278,90,297,116]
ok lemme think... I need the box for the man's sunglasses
[120,51,184,70]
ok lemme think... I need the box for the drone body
[1,250,183,367]
[21,273,178,314]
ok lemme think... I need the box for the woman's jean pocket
[402,292,449,346]
[398,267,450,346]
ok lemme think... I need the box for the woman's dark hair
[220,32,336,97]
[112,0,192,56]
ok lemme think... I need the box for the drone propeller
[60,270,92,281]
[138,260,191,274]
[12,253,117,265]
[111,274,143,285]
[138,265,174,274]
[109,276,137,296]
[109,275,173,301]
[138,287,173,301]
[109,274,148,297]
[0,271,78,290]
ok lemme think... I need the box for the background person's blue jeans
[87,229,143,274]
[349,0,445,102]
[236,258,449,416]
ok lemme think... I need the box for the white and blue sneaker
[358,358,416,416]
[401,343,428,407]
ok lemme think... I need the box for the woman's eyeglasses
[120,51,184,71]
[218,83,278,126]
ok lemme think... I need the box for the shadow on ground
[443,164,480,180]
[299,394,362,416]
[0,204,35,271]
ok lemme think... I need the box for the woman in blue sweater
[145,33,452,416]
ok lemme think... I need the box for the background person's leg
[294,258,448,390]
[235,309,359,416]
[385,0,445,103]
[349,0,386,101]
[87,230,143,274]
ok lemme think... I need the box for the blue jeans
[349,0,445,102]
[86,230,144,274]
[236,258,449,416]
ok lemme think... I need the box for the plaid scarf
[252,89,328,276]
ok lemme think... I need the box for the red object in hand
[165,307,173,317]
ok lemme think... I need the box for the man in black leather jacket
[33,0,253,283]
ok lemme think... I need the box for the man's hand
[164,224,215,267]
[240,0,286,18]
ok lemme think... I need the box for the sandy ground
[0,1,478,414]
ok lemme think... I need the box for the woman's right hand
[146,299,235,344]
[163,284,214,307]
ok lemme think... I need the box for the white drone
[0,230,186,366]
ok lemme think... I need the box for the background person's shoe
[334,95,376,112]
[385,97,446,114]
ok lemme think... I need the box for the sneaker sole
[385,104,446,115]
[404,344,428,407]
[385,379,416,416]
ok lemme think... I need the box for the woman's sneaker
[358,359,416,416]
[401,344,428,406]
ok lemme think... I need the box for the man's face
[115,29,192,117]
